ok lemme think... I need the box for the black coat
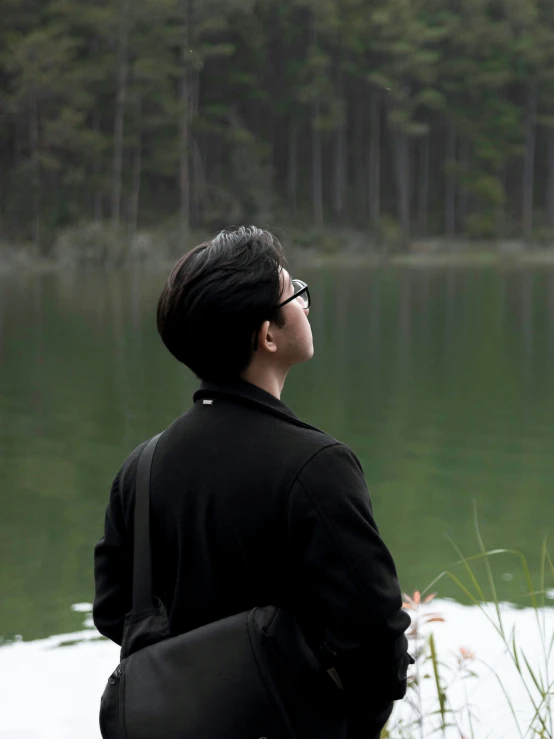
[94,378,412,738]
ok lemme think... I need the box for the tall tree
[308,13,324,227]
[112,0,131,228]
[445,124,456,237]
[417,131,430,234]
[522,83,538,239]
[368,89,381,229]
[178,0,193,245]
[3,0,554,253]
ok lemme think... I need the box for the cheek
[285,304,311,344]
[300,312,313,341]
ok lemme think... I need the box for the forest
[2,0,554,256]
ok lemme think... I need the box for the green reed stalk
[428,633,447,734]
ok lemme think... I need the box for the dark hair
[157,227,288,382]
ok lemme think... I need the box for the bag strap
[132,431,164,612]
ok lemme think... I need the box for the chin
[289,340,314,366]
[303,344,315,362]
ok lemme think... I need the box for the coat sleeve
[93,442,149,644]
[286,443,413,737]
[93,466,132,645]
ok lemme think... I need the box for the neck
[240,364,289,399]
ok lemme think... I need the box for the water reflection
[0,265,553,642]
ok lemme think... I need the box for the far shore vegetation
[3,222,554,274]
[4,1,554,269]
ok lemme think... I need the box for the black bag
[99,432,347,739]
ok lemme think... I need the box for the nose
[304,307,310,317]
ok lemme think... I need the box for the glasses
[277,279,311,310]
[253,279,310,351]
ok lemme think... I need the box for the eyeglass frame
[252,279,310,351]
[276,279,310,310]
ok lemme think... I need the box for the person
[93,226,413,738]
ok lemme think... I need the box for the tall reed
[384,503,554,738]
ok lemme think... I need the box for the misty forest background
[3,0,554,260]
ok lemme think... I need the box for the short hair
[157,227,288,382]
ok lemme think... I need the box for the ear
[256,320,278,354]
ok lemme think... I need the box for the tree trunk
[93,111,103,222]
[354,99,364,222]
[310,16,323,227]
[368,89,380,228]
[112,0,130,229]
[312,97,323,227]
[547,129,554,228]
[417,132,430,234]
[496,166,507,238]
[128,93,142,257]
[390,117,410,246]
[14,120,21,167]
[287,117,298,216]
[457,137,469,231]
[191,135,206,223]
[333,105,346,222]
[178,92,190,246]
[333,50,346,222]
[179,0,193,246]
[522,83,538,240]
[445,124,456,237]
[29,88,41,254]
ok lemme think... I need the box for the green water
[1,265,553,642]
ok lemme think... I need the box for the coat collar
[193,377,306,425]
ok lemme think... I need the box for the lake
[0,263,553,737]
[1,264,553,642]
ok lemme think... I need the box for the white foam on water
[391,599,554,738]
[70,603,94,613]
[0,627,119,739]
[0,600,552,739]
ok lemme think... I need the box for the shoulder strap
[132,432,164,612]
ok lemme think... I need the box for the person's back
[94,227,413,738]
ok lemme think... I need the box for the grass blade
[445,533,487,602]
[429,633,447,733]
[472,501,504,638]
[522,649,546,695]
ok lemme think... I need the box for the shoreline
[1,598,552,739]
[296,249,554,268]
[2,248,554,274]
